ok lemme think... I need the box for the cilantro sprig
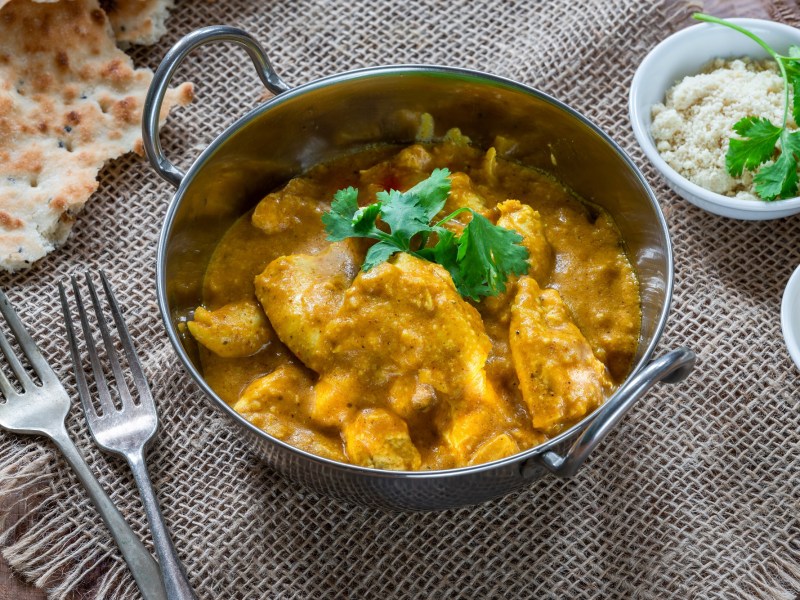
[322,168,530,301]
[693,13,800,200]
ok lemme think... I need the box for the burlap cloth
[1,0,800,598]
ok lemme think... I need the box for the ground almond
[651,57,796,201]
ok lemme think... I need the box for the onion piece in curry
[187,140,641,470]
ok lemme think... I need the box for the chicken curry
[187,137,641,470]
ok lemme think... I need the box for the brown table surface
[0,0,784,598]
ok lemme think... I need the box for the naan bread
[0,0,175,46]
[101,0,175,46]
[0,0,193,271]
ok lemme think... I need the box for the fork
[0,288,166,600]
[60,272,198,600]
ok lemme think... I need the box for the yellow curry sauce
[188,141,641,470]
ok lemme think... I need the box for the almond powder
[651,57,796,201]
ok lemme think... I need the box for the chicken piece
[393,144,435,171]
[509,276,613,433]
[468,433,520,466]
[308,370,361,427]
[255,241,361,372]
[251,178,325,235]
[324,253,491,395]
[234,363,312,415]
[478,200,552,335]
[436,371,518,464]
[315,369,437,432]
[322,253,517,461]
[241,411,344,461]
[388,376,438,419]
[497,200,553,284]
[187,300,272,358]
[343,408,421,470]
[234,365,345,462]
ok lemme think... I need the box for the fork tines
[0,288,58,399]
[59,272,154,418]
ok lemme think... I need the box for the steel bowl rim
[156,63,674,480]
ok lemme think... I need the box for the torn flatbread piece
[0,0,175,46]
[0,0,193,271]
[100,0,175,46]
[0,0,53,8]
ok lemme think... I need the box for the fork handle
[49,427,167,600]
[126,450,199,600]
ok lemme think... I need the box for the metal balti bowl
[143,26,696,511]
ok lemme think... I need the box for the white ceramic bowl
[629,18,800,220]
[782,265,800,372]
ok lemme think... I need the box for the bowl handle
[522,347,696,479]
[142,26,291,188]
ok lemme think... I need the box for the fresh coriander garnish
[693,13,800,200]
[321,168,530,301]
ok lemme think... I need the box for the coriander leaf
[792,74,800,126]
[376,169,452,244]
[378,190,433,245]
[726,117,782,176]
[418,227,465,293]
[456,212,529,300]
[321,170,530,300]
[363,240,403,271]
[322,187,363,241]
[405,168,452,221]
[754,151,797,200]
[352,203,382,234]
[753,130,800,200]
[428,227,458,266]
